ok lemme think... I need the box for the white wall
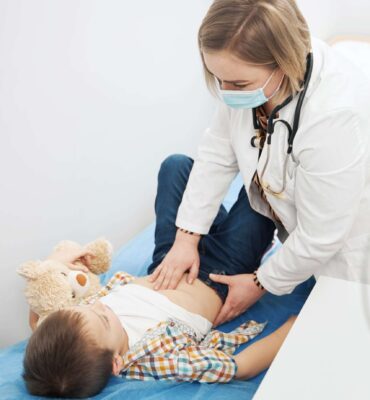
[297,0,370,40]
[1,0,370,348]
[0,0,214,348]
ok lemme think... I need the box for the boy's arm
[200,320,267,355]
[46,247,94,271]
[123,317,292,384]
[234,315,296,380]
[123,346,237,383]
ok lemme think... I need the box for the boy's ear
[111,353,124,376]
[36,313,48,327]
[17,260,43,280]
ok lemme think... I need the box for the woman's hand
[209,273,266,327]
[46,248,95,272]
[148,231,201,290]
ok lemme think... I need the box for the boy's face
[70,301,128,357]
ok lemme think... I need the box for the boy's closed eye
[93,311,110,329]
[101,315,110,328]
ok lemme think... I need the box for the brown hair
[23,310,114,398]
[198,0,311,104]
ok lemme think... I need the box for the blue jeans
[147,154,275,302]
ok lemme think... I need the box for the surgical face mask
[218,69,282,109]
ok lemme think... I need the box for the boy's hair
[23,309,114,398]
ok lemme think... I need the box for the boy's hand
[47,248,95,273]
[209,273,266,327]
[148,231,200,290]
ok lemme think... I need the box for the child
[24,269,296,398]
[23,154,294,398]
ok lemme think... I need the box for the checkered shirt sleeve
[123,342,237,383]
[121,319,267,383]
[200,320,268,355]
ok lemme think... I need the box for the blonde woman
[149,0,370,326]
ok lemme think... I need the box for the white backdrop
[1,0,370,347]
[0,0,214,348]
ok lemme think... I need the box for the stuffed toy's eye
[71,292,76,299]
[61,272,67,277]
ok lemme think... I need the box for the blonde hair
[198,0,311,104]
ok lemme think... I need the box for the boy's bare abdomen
[131,274,223,324]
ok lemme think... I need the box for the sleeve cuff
[256,267,296,296]
[175,218,211,236]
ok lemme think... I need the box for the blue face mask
[218,69,282,109]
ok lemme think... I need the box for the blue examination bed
[0,174,315,399]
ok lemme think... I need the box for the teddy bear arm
[84,239,113,274]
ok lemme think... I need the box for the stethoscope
[251,52,314,196]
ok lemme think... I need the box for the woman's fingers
[168,270,184,290]
[148,264,163,282]
[150,260,197,290]
[212,302,233,327]
[208,273,231,285]
[161,269,174,290]
[153,265,168,290]
[187,261,199,284]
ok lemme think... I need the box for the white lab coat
[175,37,370,295]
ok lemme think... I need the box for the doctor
[149,0,370,326]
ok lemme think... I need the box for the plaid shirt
[81,272,267,383]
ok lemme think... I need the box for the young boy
[23,154,296,398]
[24,266,296,398]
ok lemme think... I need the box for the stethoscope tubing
[252,52,314,196]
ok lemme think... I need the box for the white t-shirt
[99,283,212,348]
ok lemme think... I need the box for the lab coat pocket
[341,233,370,283]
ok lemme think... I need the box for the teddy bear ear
[17,260,43,280]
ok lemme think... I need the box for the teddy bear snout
[67,270,90,298]
[76,273,87,287]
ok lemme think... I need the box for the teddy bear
[17,238,113,326]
